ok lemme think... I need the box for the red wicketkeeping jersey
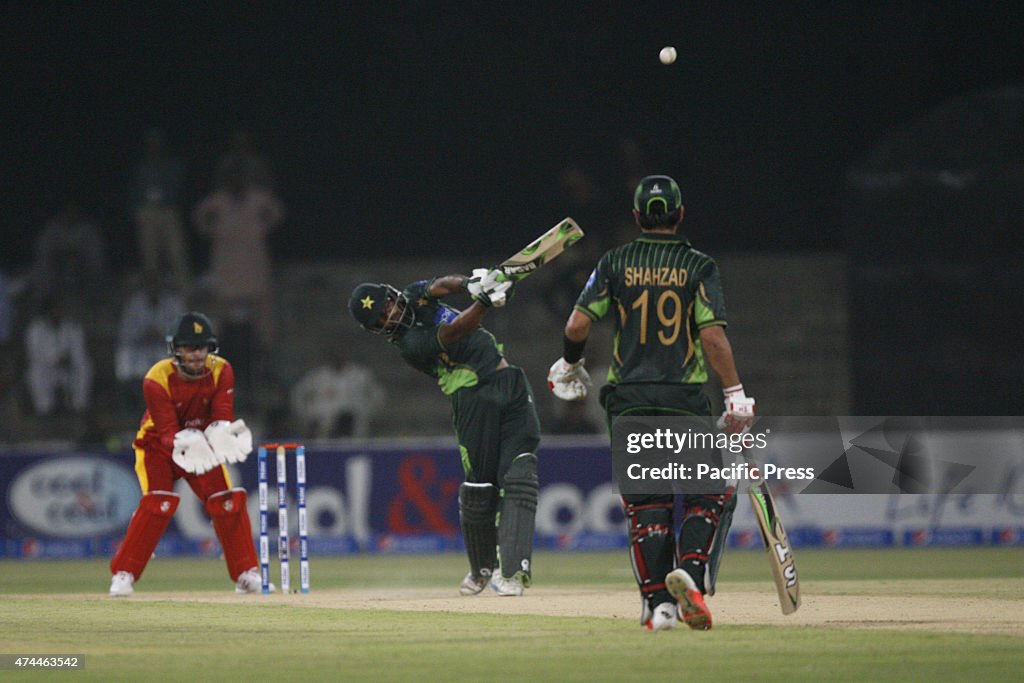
[134,355,236,455]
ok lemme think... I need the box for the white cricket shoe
[647,602,678,631]
[235,567,275,594]
[666,569,712,630]
[459,571,490,596]
[109,570,135,597]
[489,573,525,596]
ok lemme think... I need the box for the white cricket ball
[659,46,677,65]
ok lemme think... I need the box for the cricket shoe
[109,570,135,597]
[235,567,275,594]
[666,569,712,630]
[459,571,490,596]
[642,601,678,631]
[489,573,525,596]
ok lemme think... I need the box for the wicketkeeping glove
[228,419,253,461]
[172,428,222,475]
[204,419,253,465]
[548,357,592,401]
[716,384,756,434]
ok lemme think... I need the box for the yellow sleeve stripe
[210,354,226,382]
[144,359,177,392]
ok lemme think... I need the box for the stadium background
[2,5,1023,558]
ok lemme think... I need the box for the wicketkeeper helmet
[166,311,219,378]
[167,311,219,352]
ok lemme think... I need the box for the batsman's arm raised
[428,273,507,347]
[426,274,471,298]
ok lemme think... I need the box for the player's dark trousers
[603,382,725,601]
[451,365,541,580]
[451,366,540,486]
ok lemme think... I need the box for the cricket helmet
[166,311,219,378]
[349,282,414,339]
[167,311,219,351]
[633,175,683,217]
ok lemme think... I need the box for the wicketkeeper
[548,175,755,630]
[109,311,265,596]
[349,269,540,596]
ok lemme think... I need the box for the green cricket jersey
[574,232,727,385]
[392,280,505,395]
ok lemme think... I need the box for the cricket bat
[749,475,801,614]
[498,217,584,281]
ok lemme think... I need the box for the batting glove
[548,357,592,400]
[468,268,513,307]
[466,268,489,297]
[716,384,756,434]
[480,269,513,307]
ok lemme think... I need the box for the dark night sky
[3,3,1023,269]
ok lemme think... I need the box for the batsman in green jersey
[349,268,540,597]
[548,175,755,631]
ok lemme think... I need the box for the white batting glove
[480,269,513,307]
[172,428,222,475]
[548,357,592,400]
[468,268,513,307]
[466,268,490,300]
[717,384,756,434]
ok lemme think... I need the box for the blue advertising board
[2,435,1021,559]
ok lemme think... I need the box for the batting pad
[459,482,499,578]
[497,453,538,583]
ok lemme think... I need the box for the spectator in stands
[290,347,386,438]
[213,128,275,191]
[24,296,93,415]
[115,270,185,388]
[31,201,106,307]
[193,164,284,394]
[128,128,189,293]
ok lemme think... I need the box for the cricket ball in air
[659,46,677,65]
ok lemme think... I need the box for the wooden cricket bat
[749,476,801,614]
[498,217,584,281]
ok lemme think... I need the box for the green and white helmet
[633,175,682,217]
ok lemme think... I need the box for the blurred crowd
[0,127,296,448]
[0,129,651,448]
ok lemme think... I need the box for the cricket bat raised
[498,217,584,281]
[749,475,801,614]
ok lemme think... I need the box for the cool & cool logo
[7,457,138,537]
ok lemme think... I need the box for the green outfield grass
[1,548,1022,682]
